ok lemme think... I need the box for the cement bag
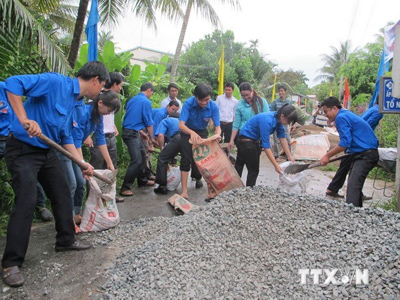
[191,135,244,198]
[279,162,308,194]
[166,165,181,191]
[167,194,193,215]
[80,169,120,232]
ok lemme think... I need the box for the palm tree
[98,31,115,51]
[249,39,259,55]
[315,40,352,101]
[0,0,74,79]
[68,0,184,69]
[170,0,241,82]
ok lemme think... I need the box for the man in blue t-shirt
[320,97,379,207]
[326,101,383,200]
[154,112,181,194]
[120,82,155,197]
[1,61,108,287]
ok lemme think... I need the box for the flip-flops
[119,190,133,197]
[116,196,125,203]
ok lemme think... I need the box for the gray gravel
[93,186,400,300]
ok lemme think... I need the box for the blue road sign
[379,77,400,114]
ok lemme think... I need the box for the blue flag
[369,50,390,107]
[85,0,99,61]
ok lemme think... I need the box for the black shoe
[154,186,168,195]
[362,195,372,201]
[37,207,54,222]
[195,180,203,189]
[55,241,92,252]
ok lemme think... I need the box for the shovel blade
[284,163,310,174]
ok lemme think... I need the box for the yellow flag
[329,86,333,96]
[271,73,277,100]
[218,47,224,95]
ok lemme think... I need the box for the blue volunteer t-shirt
[5,73,80,148]
[336,109,378,153]
[239,112,285,149]
[123,92,153,131]
[72,104,105,148]
[361,105,383,131]
[0,82,14,136]
[155,117,179,139]
[152,107,168,137]
[179,96,220,130]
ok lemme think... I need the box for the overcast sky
[108,0,400,87]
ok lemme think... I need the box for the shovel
[24,125,113,184]
[284,154,349,175]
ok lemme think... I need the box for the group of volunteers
[0,60,381,287]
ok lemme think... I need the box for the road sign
[379,76,400,113]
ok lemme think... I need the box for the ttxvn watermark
[298,268,369,285]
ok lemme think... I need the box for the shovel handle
[24,125,112,184]
[308,154,349,169]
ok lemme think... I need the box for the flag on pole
[343,78,350,108]
[271,73,277,100]
[85,0,99,61]
[368,20,399,107]
[218,47,224,95]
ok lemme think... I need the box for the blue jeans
[121,129,146,192]
[72,161,85,215]
[56,152,78,215]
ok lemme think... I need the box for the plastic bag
[80,169,120,232]
[166,165,181,191]
[279,161,308,194]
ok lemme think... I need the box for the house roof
[119,46,173,56]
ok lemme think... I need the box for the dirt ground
[0,146,395,299]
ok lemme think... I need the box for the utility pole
[392,26,400,212]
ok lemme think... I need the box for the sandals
[116,196,125,203]
[75,224,82,234]
[2,266,24,287]
[119,190,133,197]
[205,197,214,202]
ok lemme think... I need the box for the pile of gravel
[95,186,400,299]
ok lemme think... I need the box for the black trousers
[155,134,181,186]
[347,149,379,207]
[220,122,233,143]
[235,139,261,187]
[121,129,147,192]
[3,137,75,268]
[180,129,208,179]
[327,154,353,193]
[90,134,118,169]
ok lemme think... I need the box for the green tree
[0,0,74,78]
[261,69,309,101]
[170,0,241,82]
[339,42,382,98]
[315,40,352,101]
[179,30,260,93]
[68,0,184,68]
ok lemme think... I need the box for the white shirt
[216,94,238,123]
[160,96,182,113]
[103,113,115,134]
